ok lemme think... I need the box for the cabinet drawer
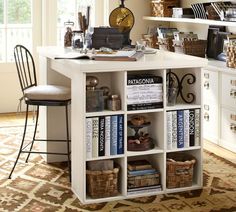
[221,73,236,108]
[220,107,236,152]
[202,69,218,104]
[203,103,219,144]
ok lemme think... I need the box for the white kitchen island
[38,47,207,204]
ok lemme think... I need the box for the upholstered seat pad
[24,85,71,101]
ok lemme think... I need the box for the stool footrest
[21,150,70,155]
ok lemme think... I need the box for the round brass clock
[109,0,135,33]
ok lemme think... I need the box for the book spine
[92,117,99,158]
[128,169,157,176]
[184,110,190,148]
[86,118,93,159]
[117,115,124,154]
[167,111,172,150]
[105,116,111,156]
[127,184,162,192]
[98,116,105,156]
[172,111,177,149]
[189,109,195,146]
[177,110,184,148]
[110,115,118,155]
[195,109,200,146]
[127,186,162,195]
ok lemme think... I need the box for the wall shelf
[143,16,236,27]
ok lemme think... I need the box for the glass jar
[72,30,84,49]
[107,94,121,111]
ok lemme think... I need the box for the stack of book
[86,114,124,159]
[167,109,200,150]
[127,74,163,111]
[127,160,161,195]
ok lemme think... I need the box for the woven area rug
[0,126,236,212]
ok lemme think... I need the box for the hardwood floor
[0,112,235,164]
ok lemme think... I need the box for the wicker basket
[226,43,236,68]
[151,0,180,17]
[158,37,175,52]
[173,39,207,58]
[166,153,196,189]
[86,165,119,198]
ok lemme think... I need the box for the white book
[92,117,99,158]
[167,111,172,150]
[184,110,190,148]
[195,109,200,146]
[86,118,93,159]
[172,111,177,149]
[105,116,111,156]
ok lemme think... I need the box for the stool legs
[9,104,71,180]
[65,105,71,181]
[9,104,29,179]
[25,106,39,163]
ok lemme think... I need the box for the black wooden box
[91,27,123,50]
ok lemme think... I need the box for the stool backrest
[14,45,37,93]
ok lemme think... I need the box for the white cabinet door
[203,103,219,144]
[220,107,236,153]
[221,73,236,109]
[202,69,219,104]
[202,69,219,144]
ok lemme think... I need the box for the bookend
[166,69,196,104]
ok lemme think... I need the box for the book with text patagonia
[127,74,163,110]
[54,50,144,61]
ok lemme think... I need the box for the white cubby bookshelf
[81,68,203,204]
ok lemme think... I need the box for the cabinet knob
[204,113,209,121]
[230,80,236,86]
[204,104,209,111]
[204,73,209,79]
[231,114,236,121]
[230,89,236,98]
[204,81,209,89]
[230,123,236,132]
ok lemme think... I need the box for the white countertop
[38,46,208,73]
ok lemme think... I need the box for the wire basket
[173,39,207,58]
[86,165,119,198]
[166,153,196,189]
[151,0,180,17]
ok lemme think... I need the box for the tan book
[127,160,152,171]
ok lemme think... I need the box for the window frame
[0,0,34,63]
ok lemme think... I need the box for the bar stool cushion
[24,85,71,101]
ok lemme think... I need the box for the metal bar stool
[9,45,71,181]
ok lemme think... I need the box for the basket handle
[175,167,191,175]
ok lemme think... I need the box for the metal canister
[107,94,121,111]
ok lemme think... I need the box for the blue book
[177,110,184,148]
[128,169,158,176]
[117,115,124,154]
[110,115,118,155]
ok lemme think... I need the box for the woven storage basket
[226,43,236,68]
[158,37,175,52]
[86,165,119,198]
[151,0,180,17]
[166,153,196,189]
[173,39,207,58]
